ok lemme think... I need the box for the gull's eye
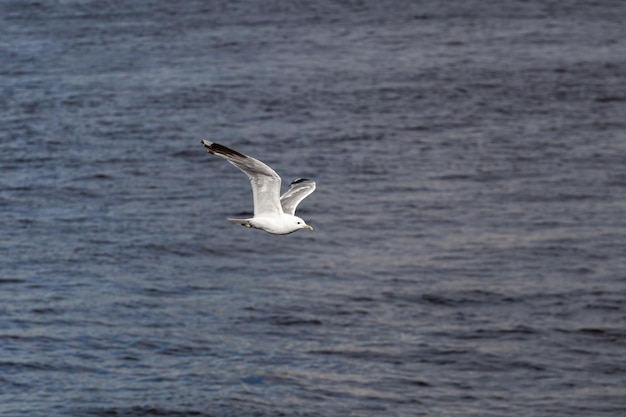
[297,221,301,224]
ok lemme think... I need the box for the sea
[1,1,625,416]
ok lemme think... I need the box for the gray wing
[201,140,283,216]
[280,178,316,215]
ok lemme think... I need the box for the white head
[293,216,313,231]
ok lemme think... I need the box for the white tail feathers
[227,218,253,228]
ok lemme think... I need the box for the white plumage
[201,140,316,235]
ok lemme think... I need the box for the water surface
[1,1,625,416]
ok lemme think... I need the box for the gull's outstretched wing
[201,140,283,216]
[280,178,316,215]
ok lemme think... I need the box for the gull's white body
[201,140,316,235]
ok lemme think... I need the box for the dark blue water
[2,1,625,416]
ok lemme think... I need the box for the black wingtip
[202,141,247,159]
[291,178,311,185]
[205,142,247,158]
[201,140,214,154]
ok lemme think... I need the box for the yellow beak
[304,225,314,231]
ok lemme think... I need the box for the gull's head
[294,216,313,231]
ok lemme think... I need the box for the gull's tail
[227,218,253,228]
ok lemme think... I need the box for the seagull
[201,140,316,235]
